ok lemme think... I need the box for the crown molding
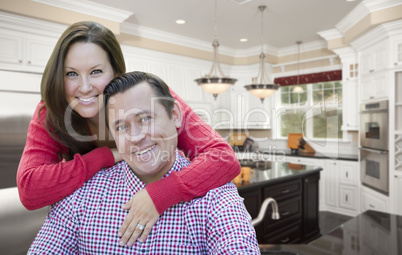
[277,40,327,56]
[31,0,133,23]
[317,28,344,41]
[336,0,402,33]
[121,22,238,57]
[350,19,402,49]
[0,11,66,37]
[364,0,402,13]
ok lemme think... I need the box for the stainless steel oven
[359,100,389,195]
[360,100,388,151]
[360,147,389,194]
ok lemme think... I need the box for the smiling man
[28,71,259,254]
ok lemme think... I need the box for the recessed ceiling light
[176,19,186,25]
[240,38,248,42]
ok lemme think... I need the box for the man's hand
[118,189,160,247]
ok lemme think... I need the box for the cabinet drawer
[263,179,301,200]
[262,221,302,244]
[361,188,388,213]
[264,196,302,230]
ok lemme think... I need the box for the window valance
[273,70,342,86]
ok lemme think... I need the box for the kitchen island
[235,161,323,244]
[260,209,401,255]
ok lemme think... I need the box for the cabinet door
[238,188,261,219]
[360,72,388,101]
[338,161,360,214]
[360,49,373,75]
[361,187,389,213]
[372,72,388,99]
[339,161,358,186]
[303,173,320,242]
[25,36,57,68]
[214,89,232,129]
[245,92,271,129]
[238,188,262,241]
[339,185,359,212]
[324,160,338,208]
[342,81,358,130]
[0,29,24,65]
[392,36,402,66]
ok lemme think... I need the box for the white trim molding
[31,0,133,23]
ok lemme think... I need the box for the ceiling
[96,0,361,50]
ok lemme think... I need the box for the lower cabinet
[238,171,321,244]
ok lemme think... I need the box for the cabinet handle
[346,172,349,178]
[305,179,309,183]
[282,189,290,194]
[346,194,348,202]
[369,69,374,73]
[281,211,290,216]
[281,238,290,243]
[19,60,22,63]
[369,204,375,208]
[27,61,31,64]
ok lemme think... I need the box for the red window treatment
[273,70,342,86]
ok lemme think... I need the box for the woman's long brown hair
[40,21,126,160]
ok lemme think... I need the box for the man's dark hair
[104,71,175,124]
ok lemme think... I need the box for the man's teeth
[135,144,156,155]
[79,96,96,102]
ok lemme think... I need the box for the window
[278,81,343,139]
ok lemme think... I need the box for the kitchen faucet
[251,197,280,227]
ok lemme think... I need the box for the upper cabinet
[213,85,272,130]
[360,40,389,75]
[391,35,402,67]
[0,28,57,73]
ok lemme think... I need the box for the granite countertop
[236,149,358,162]
[259,210,402,255]
[235,161,323,191]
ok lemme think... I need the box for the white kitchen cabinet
[342,81,358,130]
[323,160,360,216]
[361,186,389,213]
[393,176,402,215]
[324,160,339,209]
[245,92,271,129]
[214,86,271,130]
[360,71,389,101]
[391,35,402,67]
[285,156,319,166]
[338,161,360,215]
[0,28,57,73]
[360,40,389,76]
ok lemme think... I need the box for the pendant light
[292,41,304,93]
[244,5,279,104]
[194,0,237,100]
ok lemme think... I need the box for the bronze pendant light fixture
[244,5,279,104]
[194,0,237,100]
[292,41,304,93]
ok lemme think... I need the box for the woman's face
[64,42,115,119]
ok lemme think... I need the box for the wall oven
[359,100,389,195]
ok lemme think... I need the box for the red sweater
[17,89,240,214]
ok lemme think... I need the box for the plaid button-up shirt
[28,150,260,254]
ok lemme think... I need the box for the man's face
[108,82,182,183]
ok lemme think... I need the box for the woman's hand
[118,189,160,247]
[111,148,123,163]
